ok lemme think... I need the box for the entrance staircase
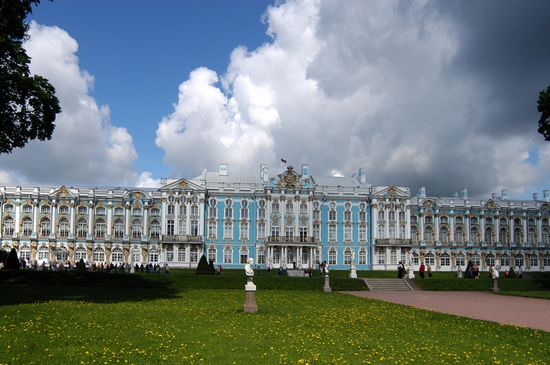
[363,278,413,291]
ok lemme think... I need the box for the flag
[281,158,287,164]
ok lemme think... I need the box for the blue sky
[2,0,550,200]
[28,0,274,179]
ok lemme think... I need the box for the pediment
[51,185,75,199]
[160,178,204,193]
[371,185,410,199]
[484,199,501,210]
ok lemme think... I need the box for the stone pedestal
[349,267,357,278]
[243,280,258,313]
[323,275,332,292]
[408,267,415,279]
[492,278,500,293]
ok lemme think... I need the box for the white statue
[491,266,499,279]
[245,258,255,277]
[351,251,356,268]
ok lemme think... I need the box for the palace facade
[1,164,550,272]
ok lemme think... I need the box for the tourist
[419,262,425,279]
[427,265,432,278]
[457,266,463,278]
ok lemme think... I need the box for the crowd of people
[12,258,170,274]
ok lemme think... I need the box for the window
[328,249,336,265]
[529,256,538,267]
[59,205,69,214]
[514,218,522,226]
[257,222,266,240]
[113,220,124,239]
[425,215,432,224]
[208,221,217,239]
[131,249,141,263]
[377,250,386,264]
[514,228,523,245]
[190,247,199,263]
[424,253,435,266]
[313,224,320,241]
[300,202,307,214]
[112,247,123,262]
[485,217,493,225]
[178,247,186,262]
[359,211,366,222]
[500,218,507,225]
[149,249,159,263]
[167,205,175,215]
[191,219,199,236]
[150,208,160,216]
[179,218,187,235]
[528,228,536,244]
[131,219,142,239]
[485,228,493,244]
[499,228,509,245]
[285,223,294,239]
[329,210,336,221]
[359,250,367,265]
[209,206,217,218]
[240,222,249,240]
[411,215,418,223]
[93,247,105,262]
[77,206,87,215]
[455,216,463,224]
[400,225,405,239]
[114,207,124,216]
[485,254,495,267]
[191,205,199,216]
[257,248,265,264]
[38,246,49,260]
[150,220,161,240]
[225,207,233,219]
[240,207,248,219]
[285,202,294,215]
[271,223,280,238]
[75,247,87,262]
[299,223,308,241]
[3,217,14,236]
[58,218,69,238]
[500,255,510,267]
[4,204,14,213]
[96,206,106,215]
[258,208,266,219]
[359,225,367,241]
[388,225,396,239]
[455,255,466,267]
[440,227,448,243]
[344,211,351,222]
[95,219,106,238]
[166,219,175,235]
[378,225,385,239]
[389,211,395,221]
[390,250,397,265]
[471,255,481,266]
[133,208,142,216]
[514,256,524,267]
[224,221,233,239]
[543,255,550,267]
[344,250,352,265]
[328,224,337,241]
[542,228,549,244]
[272,201,280,214]
[19,245,31,262]
[424,227,433,244]
[23,204,32,213]
[240,247,248,264]
[378,210,385,221]
[22,217,33,236]
[441,216,448,224]
[180,205,187,215]
[208,247,216,263]
[313,210,320,220]
[41,205,51,214]
[470,227,479,243]
[224,247,232,264]
[470,217,478,224]
[411,226,418,243]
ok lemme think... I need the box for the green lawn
[1,270,549,364]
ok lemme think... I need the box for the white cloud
[0,22,138,186]
[135,171,161,188]
[156,0,550,198]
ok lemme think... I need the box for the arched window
[150,220,161,240]
[470,227,479,243]
[77,206,87,215]
[95,219,106,238]
[285,223,294,239]
[499,228,509,245]
[131,219,142,239]
[411,226,418,243]
[93,247,105,262]
[455,227,464,243]
[3,217,14,236]
[113,219,124,239]
[58,217,69,238]
[77,218,87,238]
[111,247,123,262]
[528,228,536,244]
[514,228,523,245]
[271,223,280,238]
[424,252,435,266]
[484,228,493,244]
[424,226,433,244]
[75,246,87,262]
[440,253,450,266]
[40,218,51,237]
[22,217,33,236]
[299,222,308,242]
[440,227,448,243]
[542,228,549,244]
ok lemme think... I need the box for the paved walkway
[340,290,550,332]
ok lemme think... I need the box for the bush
[5,248,20,270]
[195,255,215,275]
[76,259,87,273]
[0,249,9,266]
[508,266,516,278]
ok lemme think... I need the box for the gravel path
[340,290,550,332]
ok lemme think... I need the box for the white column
[450,211,455,242]
[199,197,205,235]
[107,204,112,236]
[14,200,21,234]
[125,204,131,236]
[33,200,39,233]
[143,203,149,237]
[69,201,75,235]
[88,203,93,237]
[51,201,56,237]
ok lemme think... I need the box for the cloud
[155,0,550,198]
[135,171,161,188]
[0,22,138,186]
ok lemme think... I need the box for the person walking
[419,262,425,279]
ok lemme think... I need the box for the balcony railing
[162,234,204,243]
[375,238,412,246]
[267,236,317,243]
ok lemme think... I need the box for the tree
[537,85,550,141]
[5,248,20,269]
[0,0,61,154]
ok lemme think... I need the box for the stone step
[364,278,413,291]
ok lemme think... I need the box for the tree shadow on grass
[0,270,180,306]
